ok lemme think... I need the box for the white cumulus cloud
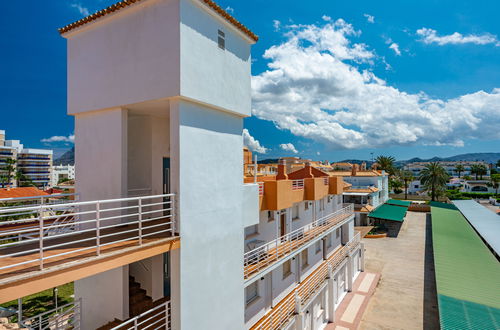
[364,14,375,23]
[416,27,499,46]
[280,143,299,154]
[251,19,500,150]
[225,6,234,14]
[389,42,401,55]
[243,129,267,154]
[41,134,75,143]
[70,3,89,16]
[273,20,281,31]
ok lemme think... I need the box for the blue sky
[1,0,499,161]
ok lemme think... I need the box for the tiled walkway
[325,271,380,330]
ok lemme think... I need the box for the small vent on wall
[218,29,225,50]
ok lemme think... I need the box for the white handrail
[21,298,81,329]
[0,194,177,273]
[251,233,360,330]
[110,301,170,329]
[244,204,354,279]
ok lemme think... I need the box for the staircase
[129,276,153,317]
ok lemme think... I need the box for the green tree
[470,164,480,180]
[0,158,16,188]
[454,164,465,178]
[375,155,396,175]
[477,164,488,180]
[390,178,403,194]
[491,174,500,195]
[399,170,414,200]
[497,159,500,168]
[419,162,449,201]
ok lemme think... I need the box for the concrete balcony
[249,233,361,330]
[244,204,354,282]
[0,194,179,303]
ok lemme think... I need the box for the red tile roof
[58,0,258,42]
[0,187,49,199]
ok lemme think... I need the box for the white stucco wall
[243,184,259,227]
[170,99,245,329]
[75,266,128,330]
[179,0,252,116]
[66,0,180,114]
[75,108,127,202]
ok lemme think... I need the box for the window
[218,29,225,50]
[268,211,274,222]
[282,260,292,279]
[245,281,259,305]
[292,204,299,220]
[315,241,321,254]
[305,202,309,210]
[301,250,309,270]
[245,225,258,239]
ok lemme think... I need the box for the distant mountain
[259,152,500,167]
[340,153,500,166]
[54,147,74,165]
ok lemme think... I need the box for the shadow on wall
[423,213,440,329]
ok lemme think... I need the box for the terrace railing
[244,204,354,280]
[21,298,81,329]
[0,194,176,274]
[250,233,360,330]
[258,183,264,196]
[110,301,170,330]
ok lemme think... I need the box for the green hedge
[446,190,500,200]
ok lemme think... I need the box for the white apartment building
[51,164,76,186]
[0,130,53,189]
[243,160,363,330]
[328,165,389,226]
[404,161,490,178]
[0,2,366,330]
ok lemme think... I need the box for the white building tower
[60,0,258,328]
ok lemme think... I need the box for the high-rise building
[0,129,52,189]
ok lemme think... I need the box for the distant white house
[51,164,75,186]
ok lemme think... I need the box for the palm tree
[477,164,488,180]
[454,164,465,178]
[0,158,16,188]
[419,162,449,201]
[390,179,403,194]
[470,164,480,180]
[375,155,396,175]
[400,170,414,200]
[491,174,500,194]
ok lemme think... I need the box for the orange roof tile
[0,187,49,199]
[58,0,258,42]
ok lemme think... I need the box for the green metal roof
[368,204,407,222]
[431,202,500,330]
[386,199,411,207]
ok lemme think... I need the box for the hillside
[54,147,74,165]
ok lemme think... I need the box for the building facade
[404,161,490,178]
[0,2,364,330]
[51,164,76,186]
[0,129,53,189]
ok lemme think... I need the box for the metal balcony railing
[244,204,354,280]
[111,301,170,329]
[21,298,81,329]
[250,233,361,330]
[0,194,176,275]
[291,179,304,190]
[323,177,329,185]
